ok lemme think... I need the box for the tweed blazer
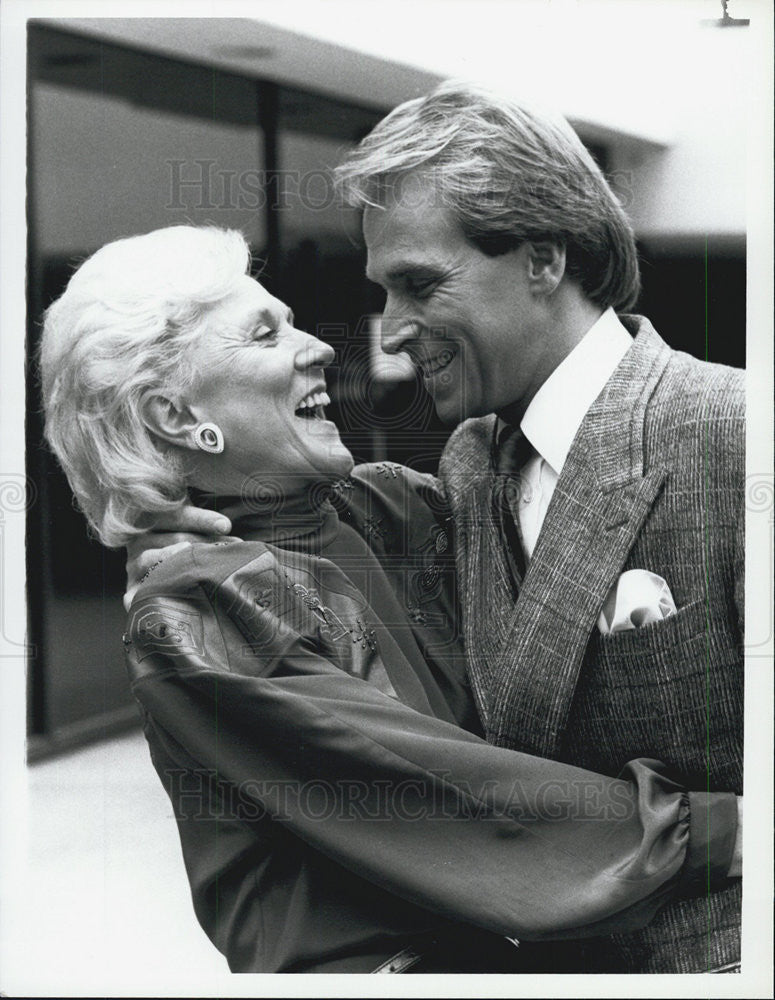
[439,316,745,973]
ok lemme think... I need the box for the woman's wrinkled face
[185,275,353,494]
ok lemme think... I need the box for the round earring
[194,422,224,454]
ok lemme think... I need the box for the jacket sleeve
[126,554,738,942]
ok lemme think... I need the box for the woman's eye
[252,324,278,341]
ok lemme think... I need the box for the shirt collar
[518,308,633,476]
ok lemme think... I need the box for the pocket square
[598,569,677,635]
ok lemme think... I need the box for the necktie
[494,425,533,594]
[496,424,534,479]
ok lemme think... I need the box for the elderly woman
[39,225,739,974]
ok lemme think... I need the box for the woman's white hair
[40,225,251,547]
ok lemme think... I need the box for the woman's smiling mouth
[294,389,331,420]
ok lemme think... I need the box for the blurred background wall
[26,4,751,758]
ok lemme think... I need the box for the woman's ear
[524,241,566,296]
[141,392,200,451]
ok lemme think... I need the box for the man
[332,80,744,973]
[127,82,744,972]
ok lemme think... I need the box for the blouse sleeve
[125,543,737,944]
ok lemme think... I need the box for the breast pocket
[566,599,742,783]
[595,596,740,671]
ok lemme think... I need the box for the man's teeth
[296,390,331,416]
[420,349,454,376]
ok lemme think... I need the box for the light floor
[6,730,228,995]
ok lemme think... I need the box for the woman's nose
[294,330,335,370]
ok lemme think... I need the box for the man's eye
[408,279,436,299]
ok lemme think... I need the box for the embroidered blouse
[124,463,737,973]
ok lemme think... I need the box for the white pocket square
[597,569,677,635]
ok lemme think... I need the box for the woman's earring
[194,422,224,454]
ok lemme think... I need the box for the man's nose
[380,295,417,355]
[294,330,335,370]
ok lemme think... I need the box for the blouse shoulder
[349,463,446,513]
[337,464,452,560]
[124,538,291,685]
[129,537,277,603]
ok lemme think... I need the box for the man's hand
[124,505,234,611]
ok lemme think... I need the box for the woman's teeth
[295,390,331,418]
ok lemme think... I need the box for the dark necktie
[494,425,534,594]
[496,424,534,479]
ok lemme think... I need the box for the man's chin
[431,394,474,428]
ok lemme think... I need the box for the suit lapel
[484,319,674,755]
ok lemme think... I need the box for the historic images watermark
[160,767,638,824]
[164,159,636,216]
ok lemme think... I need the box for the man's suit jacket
[439,316,744,973]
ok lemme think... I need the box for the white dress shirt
[505,308,633,560]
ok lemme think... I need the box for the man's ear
[141,392,200,451]
[524,241,566,296]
